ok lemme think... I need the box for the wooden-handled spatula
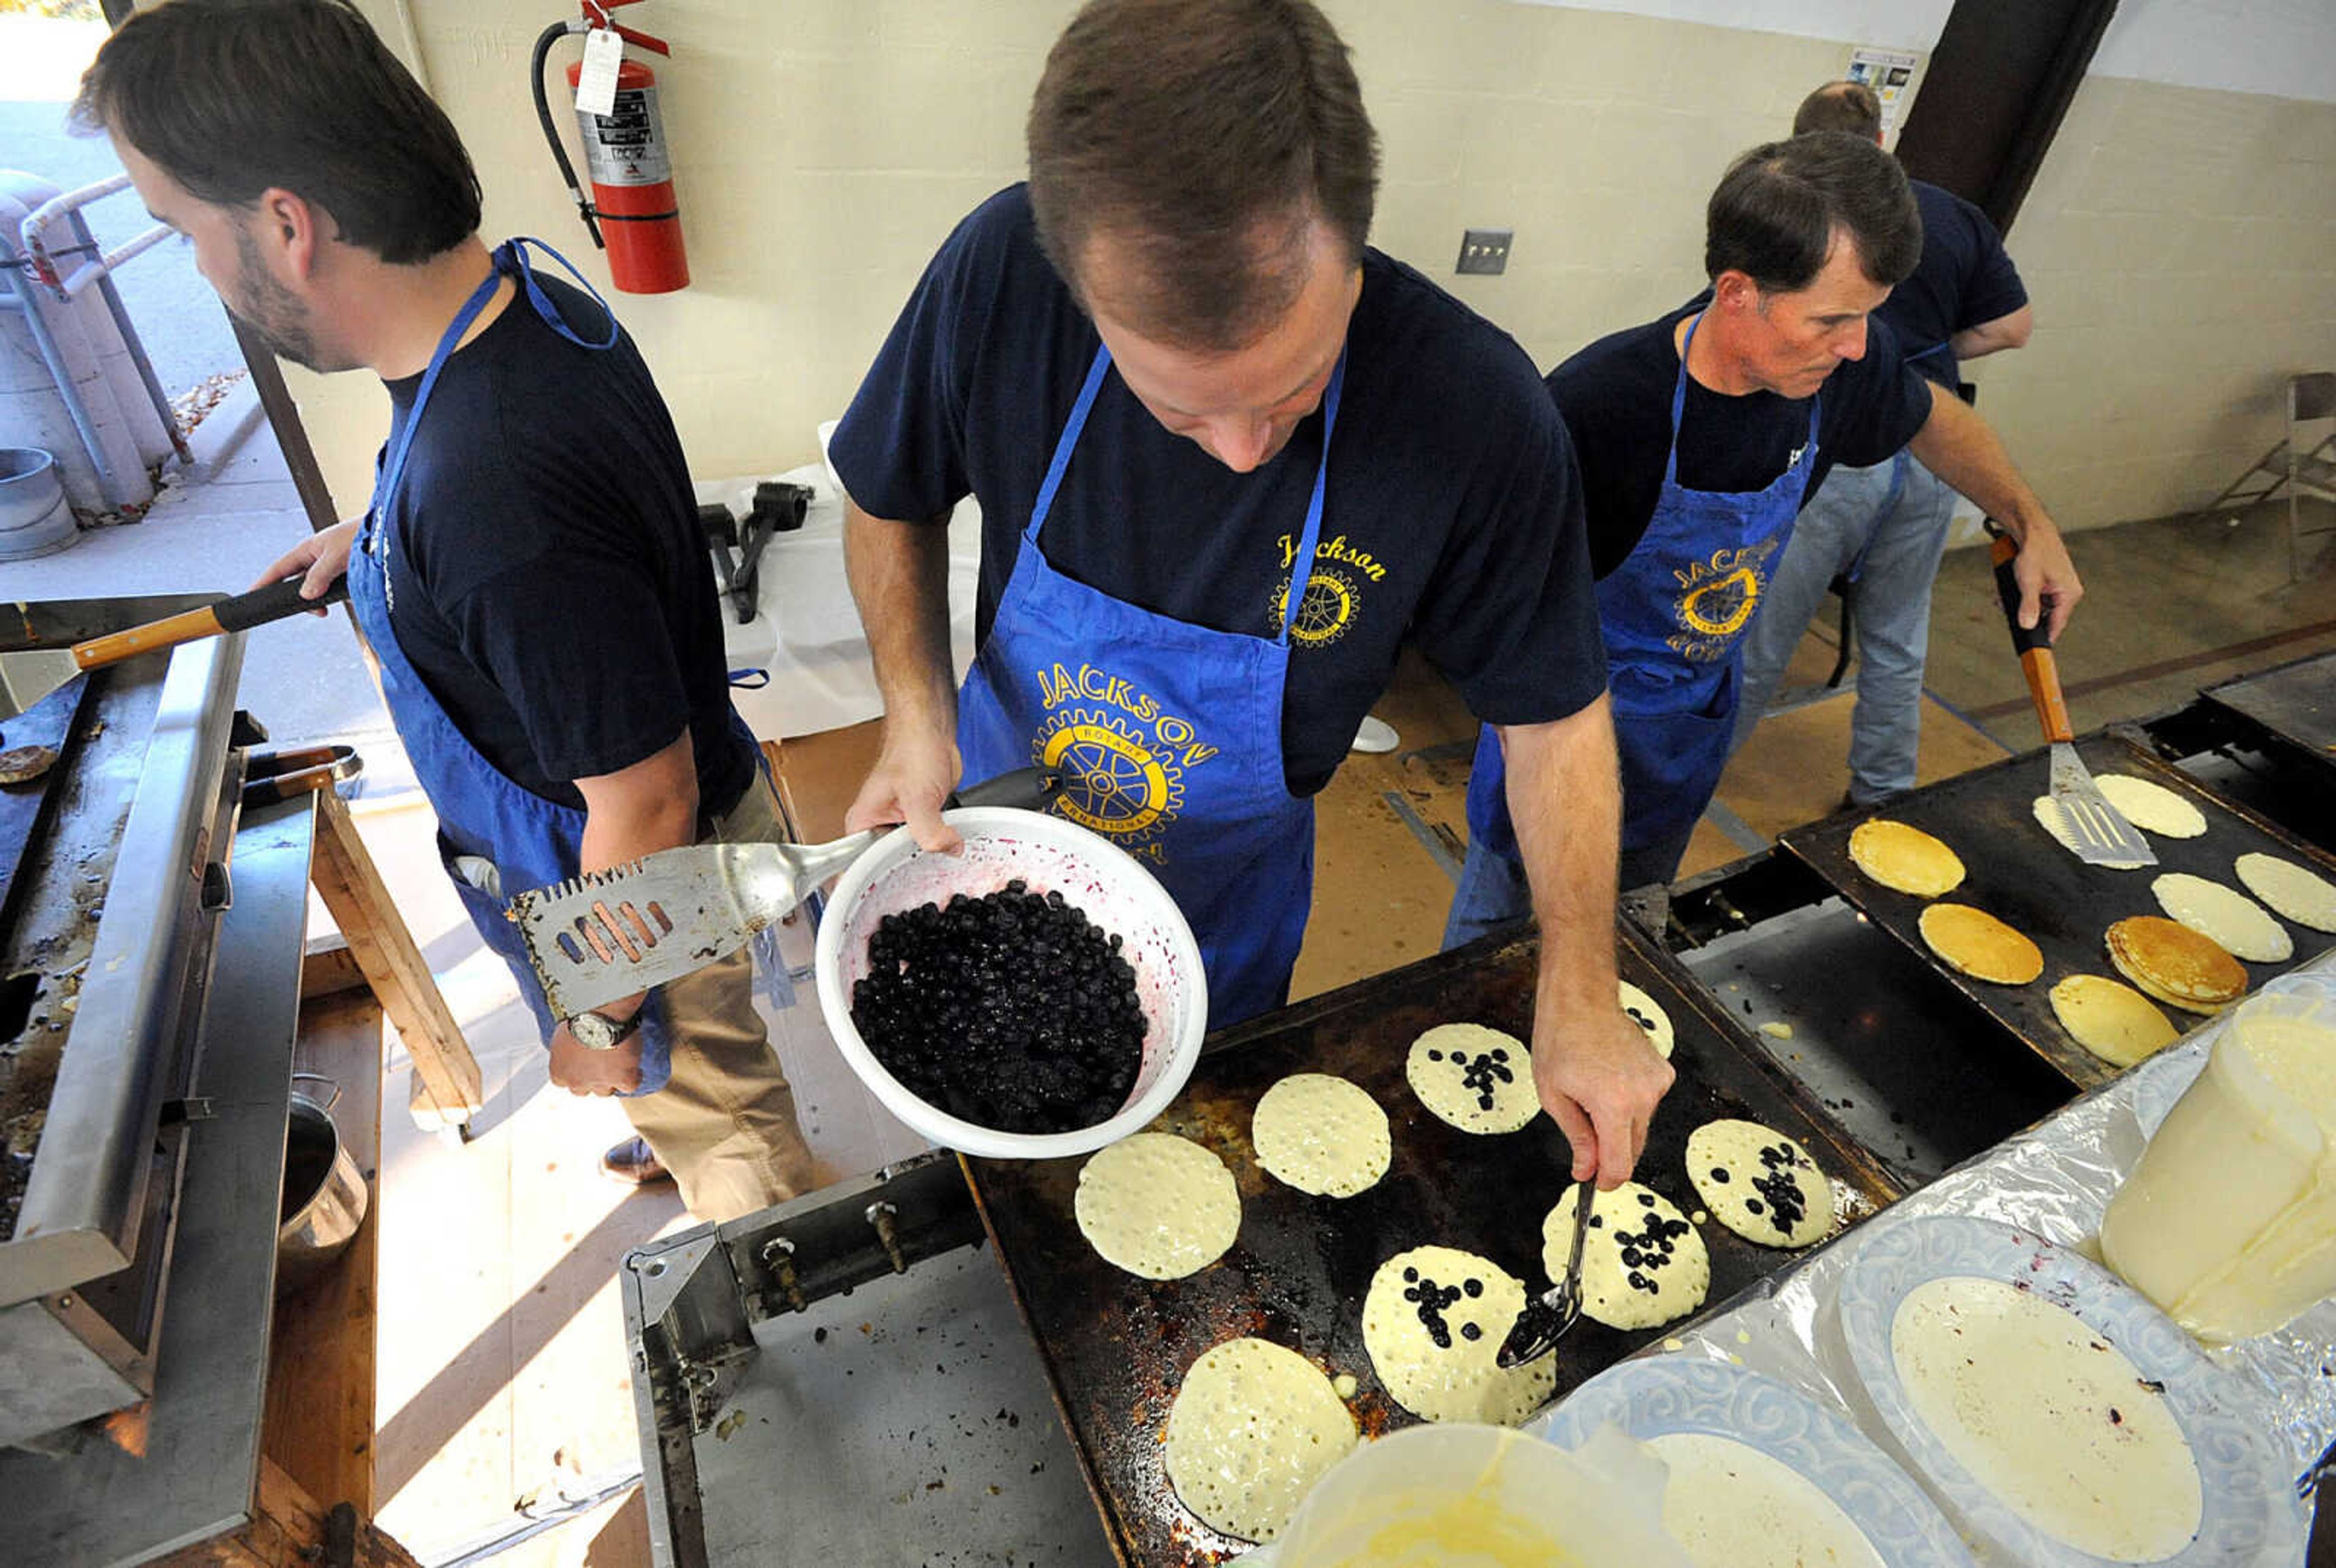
[1988,526,2152,869]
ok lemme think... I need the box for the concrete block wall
[271,0,2335,540]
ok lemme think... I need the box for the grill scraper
[1988,526,2153,870]
[509,768,1057,1018]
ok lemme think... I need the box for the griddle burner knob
[199,861,234,914]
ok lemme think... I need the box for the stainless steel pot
[277,1073,367,1296]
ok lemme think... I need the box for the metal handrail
[11,172,191,469]
[18,173,176,304]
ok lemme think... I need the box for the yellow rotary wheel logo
[1268,568,1358,648]
[1035,708,1184,841]
[1678,565,1762,639]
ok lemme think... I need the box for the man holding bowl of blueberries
[828,0,1672,1187]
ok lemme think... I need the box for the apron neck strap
[496,237,620,351]
[1666,311,1825,484]
[1023,339,1350,647]
[373,260,509,516]
[1276,346,1347,644]
[1026,345,1114,545]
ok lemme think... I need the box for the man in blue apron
[1733,82,2035,808]
[83,0,814,1222]
[1446,133,2083,946]
[830,0,1676,1187]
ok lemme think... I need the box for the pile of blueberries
[850,881,1147,1134]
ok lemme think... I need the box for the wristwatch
[569,1007,644,1052]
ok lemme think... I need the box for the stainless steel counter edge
[7,631,245,1306]
[4,791,316,1568]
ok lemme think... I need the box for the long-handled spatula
[1988,526,2152,869]
[1499,1176,1597,1368]
[508,768,1058,1018]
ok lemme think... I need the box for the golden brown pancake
[1848,819,1966,897]
[1918,903,2044,985]
[2105,915,2247,1015]
[2049,974,2180,1067]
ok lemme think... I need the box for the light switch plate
[1456,228,1513,276]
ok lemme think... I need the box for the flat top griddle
[1779,729,2336,1092]
[964,923,1900,1566]
[2202,648,2336,777]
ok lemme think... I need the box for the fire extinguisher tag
[575,26,623,118]
[576,86,673,188]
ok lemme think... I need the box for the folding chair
[2192,372,2336,580]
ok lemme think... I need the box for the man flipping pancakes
[1447,132,2084,940]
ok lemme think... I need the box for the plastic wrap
[1528,949,2336,1563]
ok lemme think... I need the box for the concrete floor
[16,380,2334,1561]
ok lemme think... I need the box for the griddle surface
[965,925,1898,1566]
[1781,730,2336,1091]
[2203,649,2336,779]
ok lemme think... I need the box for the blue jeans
[1733,451,1959,803]
[1440,820,1695,949]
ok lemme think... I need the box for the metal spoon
[1498,1175,1597,1367]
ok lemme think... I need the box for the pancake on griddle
[1917,903,2043,985]
[2105,915,2247,1015]
[2048,974,2179,1067]
[2235,852,2336,934]
[1847,819,1966,897]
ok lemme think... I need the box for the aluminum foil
[1528,948,2336,1563]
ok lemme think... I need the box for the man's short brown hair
[74,0,479,265]
[1026,0,1379,351]
[1792,81,1884,141]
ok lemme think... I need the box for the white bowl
[812,807,1208,1160]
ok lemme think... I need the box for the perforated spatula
[1987,526,2153,869]
[1499,1176,1597,1368]
[509,768,1058,1018]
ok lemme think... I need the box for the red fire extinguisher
[530,2,689,294]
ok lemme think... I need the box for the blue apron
[348,237,724,1094]
[957,344,1345,1027]
[1465,311,1821,870]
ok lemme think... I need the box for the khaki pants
[619,770,815,1221]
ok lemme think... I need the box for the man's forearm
[1947,304,2033,364]
[574,731,703,1021]
[844,501,958,732]
[1501,695,1622,1013]
[1907,386,2051,542]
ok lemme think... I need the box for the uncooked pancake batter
[2151,871,2292,963]
[2093,773,2206,839]
[1251,1073,1390,1198]
[2235,852,2336,934]
[1163,1336,1357,1542]
[1542,1181,1709,1329]
[1646,1431,1886,1568]
[1406,1024,1539,1134]
[1891,1274,2202,1561]
[1687,1120,1833,1247]
[1362,1244,1556,1424]
[1619,980,1675,1060]
[1075,1132,1240,1279]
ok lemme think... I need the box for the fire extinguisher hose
[531,19,606,251]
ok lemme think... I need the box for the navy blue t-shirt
[829,186,1607,796]
[1549,298,1936,578]
[380,273,753,817]
[1880,181,2029,390]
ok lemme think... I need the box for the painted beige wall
[1958,74,2336,531]
[286,0,2331,539]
